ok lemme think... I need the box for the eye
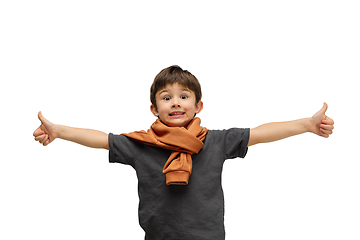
[163,96,171,101]
[180,94,188,99]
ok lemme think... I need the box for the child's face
[150,83,203,127]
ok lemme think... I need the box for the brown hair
[150,65,202,107]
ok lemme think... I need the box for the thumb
[38,111,48,124]
[312,102,328,120]
[318,102,328,115]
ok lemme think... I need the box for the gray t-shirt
[109,128,249,240]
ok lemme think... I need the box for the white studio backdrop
[1,0,359,239]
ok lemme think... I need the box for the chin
[166,123,186,127]
[166,120,192,128]
[160,119,182,127]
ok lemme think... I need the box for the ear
[195,101,203,114]
[150,104,159,117]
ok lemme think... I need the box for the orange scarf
[122,117,208,185]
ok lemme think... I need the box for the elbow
[248,128,259,147]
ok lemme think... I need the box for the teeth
[170,112,184,115]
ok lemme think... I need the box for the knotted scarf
[122,117,208,185]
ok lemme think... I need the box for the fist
[33,112,57,146]
[310,103,334,138]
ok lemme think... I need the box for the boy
[33,65,334,239]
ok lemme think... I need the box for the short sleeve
[211,128,249,160]
[108,133,145,167]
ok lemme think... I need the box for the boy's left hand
[309,102,334,138]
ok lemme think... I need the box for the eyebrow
[158,88,191,95]
[158,89,169,95]
[181,88,191,92]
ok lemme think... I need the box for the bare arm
[33,112,109,150]
[248,118,310,146]
[56,125,109,150]
[248,103,334,147]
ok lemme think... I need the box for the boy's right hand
[33,112,57,146]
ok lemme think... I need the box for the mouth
[169,112,185,118]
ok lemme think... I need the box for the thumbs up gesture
[309,103,334,138]
[33,112,57,146]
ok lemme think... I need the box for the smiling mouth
[169,112,185,117]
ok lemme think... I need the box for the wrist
[304,117,313,133]
[54,124,62,139]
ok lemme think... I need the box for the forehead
[156,83,192,95]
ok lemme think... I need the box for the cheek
[183,103,196,113]
[158,106,169,115]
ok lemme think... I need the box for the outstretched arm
[248,103,334,147]
[33,112,109,150]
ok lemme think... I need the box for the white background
[1,0,359,239]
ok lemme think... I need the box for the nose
[171,97,181,108]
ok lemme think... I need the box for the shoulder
[205,128,250,159]
[206,128,250,141]
[108,133,149,166]
[109,133,145,149]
